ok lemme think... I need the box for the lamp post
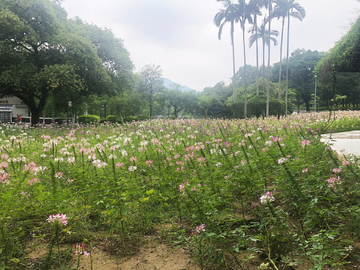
[314,75,317,112]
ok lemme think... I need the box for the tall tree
[249,17,278,94]
[233,0,259,118]
[281,0,306,115]
[266,0,273,117]
[288,49,324,111]
[0,0,133,124]
[249,0,268,96]
[214,0,237,118]
[139,64,164,118]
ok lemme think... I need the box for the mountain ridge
[162,78,196,93]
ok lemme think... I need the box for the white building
[0,96,29,123]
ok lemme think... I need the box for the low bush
[77,114,100,124]
[106,115,119,123]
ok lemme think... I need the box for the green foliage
[106,115,119,123]
[78,114,100,124]
[0,0,133,124]
[123,115,136,123]
[137,115,150,121]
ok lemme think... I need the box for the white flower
[260,192,275,204]
[278,157,288,164]
[265,140,272,146]
[128,166,137,172]
[121,149,128,157]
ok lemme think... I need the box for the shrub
[106,115,119,123]
[123,116,136,123]
[137,115,150,121]
[78,115,100,124]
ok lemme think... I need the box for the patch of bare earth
[26,235,196,270]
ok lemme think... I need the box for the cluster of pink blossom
[28,178,40,186]
[301,140,310,147]
[46,214,68,226]
[54,172,63,179]
[73,243,89,257]
[92,160,108,168]
[116,162,124,168]
[260,192,275,204]
[271,136,282,142]
[0,171,10,184]
[327,176,342,188]
[196,224,206,234]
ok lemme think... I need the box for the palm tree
[266,0,273,117]
[233,0,259,117]
[214,0,238,118]
[249,0,268,96]
[284,0,305,116]
[249,17,278,94]
[273,0,305,105]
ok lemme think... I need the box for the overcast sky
[61,0,360,91]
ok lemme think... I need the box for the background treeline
[1,0,359,124]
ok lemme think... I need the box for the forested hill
[162,78,196,92]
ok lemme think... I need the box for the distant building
[0,96,29,123]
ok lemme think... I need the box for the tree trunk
[242,24,247,118]
[30,109,41,126]
[263,42,266,94]
[149,94,153,118]
[285,11,291,116]
[266,0,272,117]
[278,18,285,101]
[231,24,236,118]
[255,15,259,96]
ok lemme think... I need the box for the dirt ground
[26,236,197,270]
[25,234,360,270]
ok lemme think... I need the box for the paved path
[321,130,360,156]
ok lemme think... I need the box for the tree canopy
[0,0,133,124]
[316,17,360,75]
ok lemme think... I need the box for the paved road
[321,131,360,156]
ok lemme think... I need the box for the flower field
[2,111,360,269]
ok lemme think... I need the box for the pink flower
[130,156,137,163]
[251,202,260,208]
[196,224,206,234]
[116,162,124,168]
[260,192,275,204]
[145,160,153,166]
[301,140,310,147]
[54,172,63,179]
[327,176,342,188]
[302,168,308,173]
[342,161,350,166]
[271,136,282,142]
[46,214,68,226]
[332,168,342,173]
[73,243,89,257]
[28,178,40,186]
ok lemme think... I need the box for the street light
[314,75,317,112]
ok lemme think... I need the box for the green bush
[137,115,150,121]
[123,116,136,123]
[106,115,120,123]
[78,114,100,124]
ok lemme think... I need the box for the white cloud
[61,0,360,91]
